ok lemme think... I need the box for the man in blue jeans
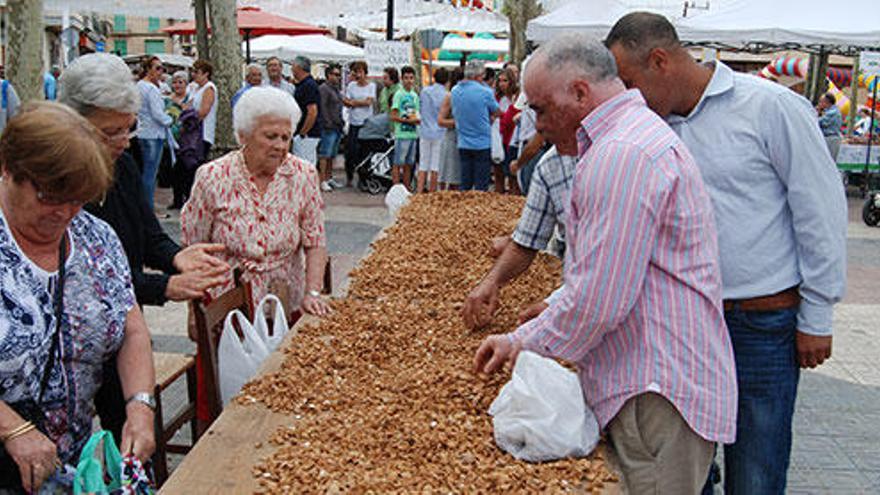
[451,60,501,191]
[608,13,847,494]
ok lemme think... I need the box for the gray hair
[464,60,485,80]
[233,86,302,144]
[171,70,189,82]
[534,33,617,83]
[246,63,262,75]
[293,55,311,73]
[59,53,141,115]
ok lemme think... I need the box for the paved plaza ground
[146,171,880,493]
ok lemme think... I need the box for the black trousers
[344,125,362,183]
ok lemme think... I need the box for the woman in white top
[182,59,217,203]
[342,61,376,187]
[191,59,217,156]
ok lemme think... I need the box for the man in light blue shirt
[608,13,847,495]
[451,60,501,191]
[232,64,263,109]
[817,92,843,159]
[43,67,59,100]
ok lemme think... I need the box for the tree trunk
[207,0,241,153]
[7,0,44,103]
[504,0,541,68]
[194,0,210,60]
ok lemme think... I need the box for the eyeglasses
[101,121,138,144]
[152,65,165,72]
[31,181,85,207]
[331,72,342,77]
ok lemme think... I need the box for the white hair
[233,86,301,144]
[58,53,141,115]
[532,33,617,83]
[464,59,485,79]
[172,70,189,82]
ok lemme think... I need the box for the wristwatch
[307,290,321,298]
[126,392,156,411]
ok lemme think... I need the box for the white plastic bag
[488,351,599,462]
[253,294,289,353]
[491,119,505,164]
[217,309,270,405]
[384,184,411,217]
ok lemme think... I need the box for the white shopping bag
[491,119,504,164]
[488,351,600,462]
[253,294,289,353]
[384,184,411,217]
[217,309,270,405]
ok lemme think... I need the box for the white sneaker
[321,181,333,192]
[328,178,343,189]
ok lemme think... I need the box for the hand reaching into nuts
[473,334,522,375]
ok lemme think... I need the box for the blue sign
[95,41,105,52]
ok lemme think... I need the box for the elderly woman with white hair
[182,87,329,429]
[182,86,330,317]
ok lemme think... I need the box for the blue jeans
[458,148,491,191]
[139,138,165,210]
[723,306,800,495]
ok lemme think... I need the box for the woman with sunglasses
[136,56,173,210]
[0,102,156,492]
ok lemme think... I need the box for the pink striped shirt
[513,90,737,443]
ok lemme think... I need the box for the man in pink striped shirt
[473,34,737,493]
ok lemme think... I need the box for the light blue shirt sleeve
[765,90,847,336]
[149,86,173,128]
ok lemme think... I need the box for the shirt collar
[669,61,734,124]
[576,89,645,157]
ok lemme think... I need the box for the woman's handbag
[72,430,154,495]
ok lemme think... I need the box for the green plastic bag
[73,430,123,495]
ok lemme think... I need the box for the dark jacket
[85,151,180,305]
[177,107,205,170]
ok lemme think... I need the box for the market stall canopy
[527,0,688,44]
[677,0,880,54]
[245,34,364,62]
[337,2,508,36]
[159,6,328,37]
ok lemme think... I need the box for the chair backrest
[190,268,253,423]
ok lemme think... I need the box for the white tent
[527,0,688,43]
[245,34,364,62]
[677,0,880,52]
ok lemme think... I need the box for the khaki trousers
[606,393,714,495]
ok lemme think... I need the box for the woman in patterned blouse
[0,103,155,492]
[182,86,331,317]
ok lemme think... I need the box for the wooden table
[159,315,313,494]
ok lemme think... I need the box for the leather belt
[723,286,800,312]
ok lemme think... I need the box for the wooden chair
[151,351,196,487]
[190,269,254,426]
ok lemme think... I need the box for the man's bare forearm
[483,240,538,288]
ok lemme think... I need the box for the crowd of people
[0,10,857,494]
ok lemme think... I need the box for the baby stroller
[355,113,394,195]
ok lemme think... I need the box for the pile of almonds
[239,191,618,493]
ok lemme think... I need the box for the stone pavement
[145,177,880,492]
